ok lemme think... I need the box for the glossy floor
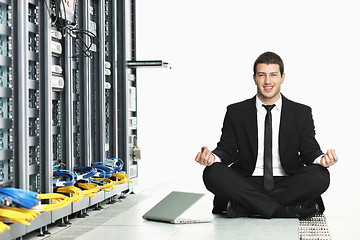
[23,180,359,240]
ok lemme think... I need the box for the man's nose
[265,74,271,83]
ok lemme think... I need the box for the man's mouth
[263,86,273,92]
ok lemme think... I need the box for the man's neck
[257,93,281,105]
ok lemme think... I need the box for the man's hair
[253,52,284,76]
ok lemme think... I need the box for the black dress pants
[203,163,330,219]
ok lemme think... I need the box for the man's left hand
[320,149,338,167]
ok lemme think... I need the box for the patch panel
[6,5,12,27]
[53,134,62,163]
[0,66,6,87]
[28,3,39,25]
[29,61,39,81]
[29,89,39,109]
[29,117,40,137]
[0,36,7,56]
[28,32,39,53]
[73,69,80,94]
[73,133,80,166]
[0,4,7,25]
[73,101,80,125]
[52,100,61,127]
[29,145,40,165]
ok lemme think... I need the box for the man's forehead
[256,63,280,72]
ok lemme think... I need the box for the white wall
[135,0,360,201]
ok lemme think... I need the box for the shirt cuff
[313,154,324,165]
[213,153,222,163]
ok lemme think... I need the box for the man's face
[253,63,285,104]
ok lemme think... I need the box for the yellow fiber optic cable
[57,186,84,202]
[0,221,10,233]
[36,193,71,212]
[77,182,100,197]
[93,178,115,192]
[112,172,133,185]
[0,207,40,225]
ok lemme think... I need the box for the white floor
[22,177,360,240]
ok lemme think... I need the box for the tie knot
[262,104,275,112]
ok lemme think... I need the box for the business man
[195,52,338,219]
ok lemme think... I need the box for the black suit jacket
[213,95,323,176]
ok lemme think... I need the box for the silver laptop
[142,191,213,224]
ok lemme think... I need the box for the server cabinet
[0,0,14,188]
[0,0,139,238]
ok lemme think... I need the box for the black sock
[273,205,287,218]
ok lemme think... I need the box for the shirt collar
[256,94,282,112]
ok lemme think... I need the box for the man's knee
[202,163,229,191]
[305,165,330,194]
[203,163,220,185]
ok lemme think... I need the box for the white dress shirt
[253,95,286,176]
[214,95,322,175]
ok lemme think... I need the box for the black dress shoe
[286,200,319,220]
[226,201,251,218]
[211,196,228,214]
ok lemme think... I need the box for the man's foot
[226,201,251,218]
[212,197,227,215]
[285,200,319,220]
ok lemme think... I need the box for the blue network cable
[0,188,40,209]
[92,163,113,178]
[89,168,106,183]
[53,170,76,186]
[76,166,97,179]
[107,158,124,172]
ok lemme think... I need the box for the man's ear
[281,73,285,84]
[253,74,257,85]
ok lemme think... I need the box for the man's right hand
[195,146,215,166]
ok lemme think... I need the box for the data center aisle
[24,181,298,240]
[23,177,360,240]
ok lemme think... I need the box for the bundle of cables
[45,0,99,59]
[0,221,10,234]
[0,188,40,209]
[35,193,71,212]
[93,178,115,192]
[76,166,97,180]
[106,158,124,173]
[0,188,41,233]
[77,182,100,197]
[53,169,77,187]
[0,207,40,225]
[92,162,114,179]
[112,172,133,185]
[57,186,84,203]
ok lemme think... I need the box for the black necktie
[263,104,275,192]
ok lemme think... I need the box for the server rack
[0,0,139,238]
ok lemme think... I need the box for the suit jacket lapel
[279,95,292,157]
[244,96,258,160]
